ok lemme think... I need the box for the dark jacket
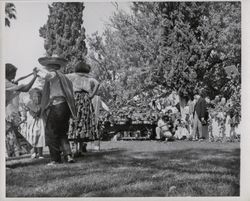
[193,97,208,121]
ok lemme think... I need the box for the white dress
[211,118,220,138]
[175,127,189,139]
[25,103,45,148]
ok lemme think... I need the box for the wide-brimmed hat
[38,55,68,70]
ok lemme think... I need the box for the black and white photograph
[1,0,247,198]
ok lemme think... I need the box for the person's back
[67,73,93,93]
[66,62,100,155]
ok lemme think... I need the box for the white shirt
[49,76,65,99]
[6,79,21,122]
[67,73,95,93]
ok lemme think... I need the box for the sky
[4,2,131,83]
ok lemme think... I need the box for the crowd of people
[152,92,240,142]
[154,89,209,141]
[5,55,241,165]
[102,90,240,143]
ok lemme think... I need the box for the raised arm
[17,68,38,92]
[14,72,34,84]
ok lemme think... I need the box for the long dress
[26,102,46,148]
[5,79,32,157]
[67,73,97,144]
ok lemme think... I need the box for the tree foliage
[88,4,167,112]
[87,2,240,120]
[5,3,16,27]
[154,2,241,99]
[39,2,87,73]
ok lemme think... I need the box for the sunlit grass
[6,141,240,197]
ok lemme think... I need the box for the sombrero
[38,55,68,69]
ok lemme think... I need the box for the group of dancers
[5,55,100,165]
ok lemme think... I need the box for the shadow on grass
[6,148,127,169]
[6,154,51,169]
[148,148,240,174]
[6,146,240,197]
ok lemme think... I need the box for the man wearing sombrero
[38,55,76,165]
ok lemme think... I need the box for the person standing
[38,56,76,165]
[66,61,100,155]
[192,89,208,140]
[25,88,45,159]
[5,63,38,157]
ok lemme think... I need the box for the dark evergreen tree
[39,2,87,73]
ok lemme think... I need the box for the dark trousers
[45,102,72,162]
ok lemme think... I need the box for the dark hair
[74,62,91,73]
[6,63,17,79]
[163,115,170,121]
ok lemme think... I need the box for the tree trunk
[179,95,187,120]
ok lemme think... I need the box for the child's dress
[175,124,189,140]
[26,102,45,148]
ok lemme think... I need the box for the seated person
[174,119,189,140]
[155,114,174,141]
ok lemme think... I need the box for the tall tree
[88,5,167,112]
[155,2,241,99]
[88,2,241,119]
[5,3,16,27]
[39,2,87,73]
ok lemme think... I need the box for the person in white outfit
[25,88,45,158]
[155,114,173,141]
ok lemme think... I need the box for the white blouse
[67,73,97,93]
[6,79,21,122]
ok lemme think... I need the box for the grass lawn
[6,140,240,197]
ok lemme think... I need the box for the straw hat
[38,55,68,70]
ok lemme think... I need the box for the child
[155,114,173,141]
[174,119,189,140]
[25,88,45,159]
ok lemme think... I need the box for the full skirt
[68,91,97,140]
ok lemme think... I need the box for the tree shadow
[131,148,240,176]
[6,145,240,197]
[6,148,128,169]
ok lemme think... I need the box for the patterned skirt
[6,121,32,157]
[68,91,96,141]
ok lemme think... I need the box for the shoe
[31,153,37,159]
[38,156,44,159]
[66,155,75,163]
